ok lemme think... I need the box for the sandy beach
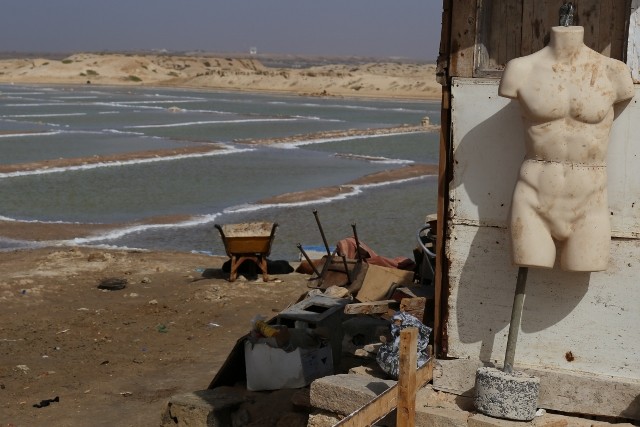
[0,53,440,426]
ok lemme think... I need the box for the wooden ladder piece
[335,327,432,427]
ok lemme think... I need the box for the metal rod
[341,256,352,284]
[297,243,321,278]
[559,1,575,26]
[503,266,528,373]
[351,223,363,261]
[312,209,332,257]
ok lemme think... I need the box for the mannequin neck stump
[548,26,585,61]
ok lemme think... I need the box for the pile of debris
[162,212,437,426]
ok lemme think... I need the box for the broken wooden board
[400,297,427,324]
[356,265,414,302]
[344,300,399,315]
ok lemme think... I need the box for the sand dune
[0,53,440,100]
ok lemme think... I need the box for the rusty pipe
[312,209,332,257]
[351,223,363,261]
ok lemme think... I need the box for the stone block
[160,387,246,427]
[414,406,470,427]
[307,410,342,427]
[309,373,396,416]
[474,367,539,421]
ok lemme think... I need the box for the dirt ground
[0,246,314,426]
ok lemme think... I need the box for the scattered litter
[16,365,29,373]
[42,355,49,359]
[148,299,158,305]
[56,329,69,335]
[141,277,150,284]
[535,408,546,417]
[53,346,61,351]
[245,314,333,391]
[120,391,132,397]
[376,311,432,379]
[100,360,109,365]
[157,324,169,333]
[97,277,127,291]
[77,308,90,311]
[207,322,221,328]
[33,396,59,408]
[127,293,139,298]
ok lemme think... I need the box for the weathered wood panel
[474,0,630,75]
[448,0,478,77]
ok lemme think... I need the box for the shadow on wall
[450,98,589,362]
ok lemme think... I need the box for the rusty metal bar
[297,243,321,278]
[312,209,332,257]
[351,223,363,261]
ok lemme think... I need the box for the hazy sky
[0,1,442,61]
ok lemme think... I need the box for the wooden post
[397,328,418,427]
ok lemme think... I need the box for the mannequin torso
[499,26,634,271]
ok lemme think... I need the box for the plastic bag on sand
[376,311,432,379]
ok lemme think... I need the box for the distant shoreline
[0,52,441,101]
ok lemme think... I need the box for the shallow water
[0,84,440,260]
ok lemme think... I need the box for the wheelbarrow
[215,222,278,282]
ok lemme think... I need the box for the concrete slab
[433,358,640,420]
[309,373,396,416]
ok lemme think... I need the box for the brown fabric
[335,237,415,271]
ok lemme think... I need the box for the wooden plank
[400,297,427,323]
[520,0,535,56]
[505,0,522,64]
[344,300,398,315]
[435,84,451,357]
[397,329,418,427]
[578,0,601,48]
[356,264,414,302]
[614,0,634,61]
[449,0,478,77]
[436,0,452,85]
[335,358,434,427]
[597,0,614,56]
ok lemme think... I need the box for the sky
[0,1,442,61]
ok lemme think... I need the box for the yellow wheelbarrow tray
[215,222,278,282]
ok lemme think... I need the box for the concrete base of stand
[474,366,540,421]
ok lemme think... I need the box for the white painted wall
[446,78,640,379]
